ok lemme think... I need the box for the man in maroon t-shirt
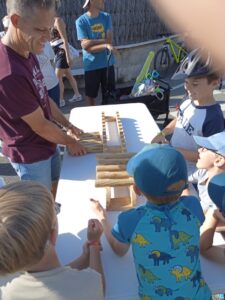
[0,0,86,196]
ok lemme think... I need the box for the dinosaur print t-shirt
[112,196,212,299]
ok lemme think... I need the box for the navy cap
[127,144,188,197]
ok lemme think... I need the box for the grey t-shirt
[0,266,103,300]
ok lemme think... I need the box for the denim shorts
[10,147,61,191]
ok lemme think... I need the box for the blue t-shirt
[76,11,115,71]
[112,196,212,299]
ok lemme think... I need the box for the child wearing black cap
[91,144,211,299]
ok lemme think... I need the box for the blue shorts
[48,83,60,107]
[10,147,61,191]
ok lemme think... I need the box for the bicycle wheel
[154,47,170,78]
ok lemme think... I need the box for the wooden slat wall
[0,0,169,48]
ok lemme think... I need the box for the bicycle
[153,34,188,78]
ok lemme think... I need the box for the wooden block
[95,177,134,187]
[97,171,129,179]
[106,196,134,211]
[96,152,135,160]
[97,158,131,165]
[105,116,116,122]
[96,165,127,172]
[103,146,124,153]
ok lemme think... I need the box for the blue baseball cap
[193,132,225,156]
[208,173,225,213]
[127,144,188,197]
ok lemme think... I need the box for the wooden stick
[96,165,127,172]
[96,152,135,159]
[97,158,131,165]
[95,178,134,187]
[80,140,102,145]
[97,171,129,179]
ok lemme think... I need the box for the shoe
[60,99,66,107]
[68,94,83,103]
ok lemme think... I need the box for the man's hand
[90,198,107,223]
[67,140,86,156]
[67,124,83,139]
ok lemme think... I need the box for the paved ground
[1,70,225,185]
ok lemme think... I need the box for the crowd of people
[0,0,225,299]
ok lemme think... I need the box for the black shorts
[55,50,69,69]
[85,66,115,102]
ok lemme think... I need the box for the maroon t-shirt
[0,42,56,163]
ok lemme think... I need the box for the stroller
[104,51,171,125]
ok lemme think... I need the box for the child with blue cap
[191,131,225,213]
[91,144,212,299]
[200,173,225,263]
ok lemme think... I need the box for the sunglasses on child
[54,202,61,215]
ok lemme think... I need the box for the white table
[55,103,159,300]
[55,103,225,298]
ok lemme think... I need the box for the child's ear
[49,219,58,246]
[214,155,225,168]
[133,184,142,196]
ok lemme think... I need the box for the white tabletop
[55,103,159,300]
[55,103,225,297]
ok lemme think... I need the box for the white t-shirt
[0,266,103,300]
[37,42,58,91]
[171,99,224,181]
[0,31,5,39]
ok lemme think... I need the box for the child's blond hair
[0,181,54,275]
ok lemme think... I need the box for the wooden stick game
[95,112,136,211]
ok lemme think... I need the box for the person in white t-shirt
[37,42,60,107]
[0,181,104,300]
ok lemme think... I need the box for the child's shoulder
[179,195,205,223]
[118,205,147,223]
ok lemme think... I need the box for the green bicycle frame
[165,37,187,64]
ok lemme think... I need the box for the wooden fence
[0,0,169,48]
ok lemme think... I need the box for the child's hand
[90,198,107,222]
[90,199,106,220]
[87,219,103,242]
[151,133,168,144]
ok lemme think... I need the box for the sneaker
[60,99,66,107]
[68,94,83,103]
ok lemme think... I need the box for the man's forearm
[49,98,70,128]
[82,38,105,49]
[35,118,77,146]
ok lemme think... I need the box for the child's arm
[200,208,225,263]
[87,219,105,295]
[67,242,89,270]
[151,118,177,144]
[90,199,130,256]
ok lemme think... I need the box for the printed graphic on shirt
[177,108,195,136]
[32,65,47,107]
[91,23,105,39]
